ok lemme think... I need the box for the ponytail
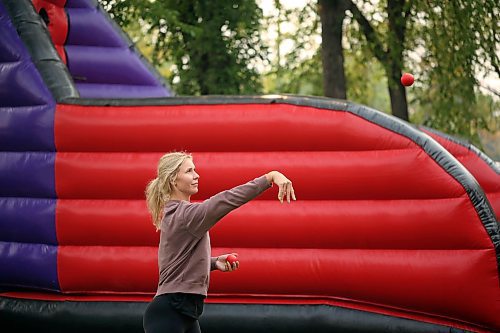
[145,178,165,230]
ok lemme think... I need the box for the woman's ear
[169,175,176,187]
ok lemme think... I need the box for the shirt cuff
[256,175,273,190]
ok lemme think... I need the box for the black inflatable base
[0,297,470,333]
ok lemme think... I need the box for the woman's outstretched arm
[183,171,296,237]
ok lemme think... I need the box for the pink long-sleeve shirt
[155,176,271,297]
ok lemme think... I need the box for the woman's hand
[266,171,297,203]
[215,253,239,272]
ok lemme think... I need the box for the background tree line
[99,0,499,157]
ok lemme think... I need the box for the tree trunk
[388,67,409,121]
[386,0,408,120]
[349,0,410,120]
[319,0,348,99]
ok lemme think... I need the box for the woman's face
[173,158,199,198]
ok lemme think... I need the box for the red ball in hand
[401,73,414,86]
[226,254,238,264]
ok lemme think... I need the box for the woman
[143,152,296,333]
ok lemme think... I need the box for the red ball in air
[226,254,238,264]
[401,73,414,86]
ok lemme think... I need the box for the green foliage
[343,10,391,113]
[342,0,499,146]
[262,2,391,112]
[272,51,324,96]
[345,54,391,114]
[409,0,499,146]
[99,0,266,95]
[261,2,322,95]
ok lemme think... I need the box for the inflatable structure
[1,0,499,332]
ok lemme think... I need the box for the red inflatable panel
[55,151,465,200]
[209,198,492,250]
[423,129,500,220]
[424,130,498,191]
[208,248,499,330]
[56,198,491,250]
[31,0,68,63]
[54,44,67,64]
[58,246,157,293]
[56,199,158,246]
[57,245,499,329]
[452,153,499,192]
[55,103,415,152]
[45,0,67,6]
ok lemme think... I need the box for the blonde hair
[145,152,192,229]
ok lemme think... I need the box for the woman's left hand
[215,253,239,272]
[266,171,296,203]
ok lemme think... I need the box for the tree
[99,0,266,95]
[341,0,411,120]
[319,0,498,143]
[261,2,391,111]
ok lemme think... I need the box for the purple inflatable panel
[65,0,96,9]
[62,0,173,98]
[0,1,55,106]
[0,8,22,62]
[66,8,125,47]
[0,242,59,291]
[66,45,161,85]
[0,62,53,106]
[0,198,57,244]
[0,152,55,198]
[0,104,56,151]
[76,83,171,98]
[0,1,55,151]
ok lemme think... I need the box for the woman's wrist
[265,171,276,184]
[210,256,219,271]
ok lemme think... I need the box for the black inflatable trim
[3,0,79,101]
[60,94,500,269]
[0,297,471,333]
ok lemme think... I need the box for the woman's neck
[169,193,191,202]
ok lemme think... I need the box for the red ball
[401,73,414,86]
[226,254,238,264]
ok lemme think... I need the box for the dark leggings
[143,294,202,333]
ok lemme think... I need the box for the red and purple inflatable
[1,0,499,332]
